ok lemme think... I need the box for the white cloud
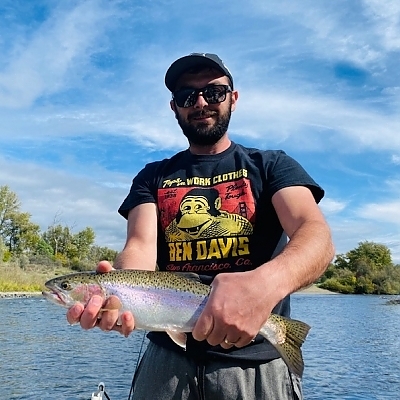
[1,0,400,267]
[320,198,347,215]
[363,0,400,51]
[357,200,400,224]
[392,155,400,165]
[0,0,121,108]
[233,88,400,152]
[0,156,128,250]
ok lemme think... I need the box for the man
[67,53,334,399]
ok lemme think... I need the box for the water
[1,294,399,399]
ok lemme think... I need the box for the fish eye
[60,281,71,290]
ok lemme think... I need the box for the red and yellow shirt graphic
[158,176,256,273]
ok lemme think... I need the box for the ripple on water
[1,295,399,399]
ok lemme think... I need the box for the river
[1,293,399,399]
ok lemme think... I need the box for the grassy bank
[0,263,73,292]
[0,262,337,294]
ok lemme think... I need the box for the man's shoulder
[233,143,288,163]
[142,150,188,171]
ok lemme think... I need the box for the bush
[319,278,354,294]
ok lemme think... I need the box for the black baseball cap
[165,53,234,92]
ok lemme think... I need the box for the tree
[42,224,72,256]
[0,185,21,241]
[34,238,54,258]
[334,241,392,272]
[0,236,5,262]
[88,245,118,263]
[66,227,96,260]
[2,212,41,254]
[0,186,119,268]
[320,241,399,295]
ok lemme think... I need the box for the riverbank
[0,292,42,299]
[295,284,338,295]
[0,284,336,299]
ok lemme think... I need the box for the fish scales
[43,269,310,377]
[97,269,211,296]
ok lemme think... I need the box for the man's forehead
[175,68,229,89]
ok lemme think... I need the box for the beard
[175,101,232,146]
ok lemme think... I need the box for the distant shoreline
[0,292,42,299]
[0,284,337,299]
[294,284,338,295]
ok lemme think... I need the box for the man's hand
[66,260,135,337]
[192,270,275,349]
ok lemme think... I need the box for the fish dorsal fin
[171,272,202,283]
[166,330,187,349]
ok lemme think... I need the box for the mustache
[188,110,217,119]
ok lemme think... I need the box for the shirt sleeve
[118,162,159,219]
[266,151,324,203]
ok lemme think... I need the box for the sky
[0,0,399,263]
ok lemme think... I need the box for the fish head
[42,272,105,308]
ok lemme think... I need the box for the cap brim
[165,55,229,92]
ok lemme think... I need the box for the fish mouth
[42,288,69,307]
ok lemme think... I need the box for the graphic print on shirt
[159,169,256,273]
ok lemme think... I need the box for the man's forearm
[113,244,157,271]
[258,219,334,301]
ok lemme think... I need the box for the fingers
[192,309,250,348]
[66,302,84,325]
[96,260,114,273]
[96,295,121,331]
[112,311,135,337]
[66,296,102,328]
[193,313,255,349]
[192,275,259,349]
[66,293,135,337]
[221,336,256,349]
[80,295,105,329]
[192,313,214,342]
[65,262,134,337]
[220,336,241,350]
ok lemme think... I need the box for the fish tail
[261,316,311,377]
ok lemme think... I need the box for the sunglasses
[173,84,232,108]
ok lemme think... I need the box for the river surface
[1,294,399,399]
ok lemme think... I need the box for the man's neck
[189,136,231,155]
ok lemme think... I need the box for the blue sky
[1,0,399,262]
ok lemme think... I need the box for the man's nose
[193,91,209,108]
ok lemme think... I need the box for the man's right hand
[66,260,135,337]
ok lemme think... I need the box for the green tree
[0,236,5,262]
[2,211,41,254]
[88,245,118,263]
[0,185,21,242]
[344,241,392,271]
[320,241,398,294]
[42,224,72,256]
[66,227,96,260]
[34,238,54,258]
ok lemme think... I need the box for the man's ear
[231,90,239,112]
[170,100,178,119]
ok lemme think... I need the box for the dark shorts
[132,341,303,400]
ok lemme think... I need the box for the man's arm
[66,203,158,335]
[113,203,158,271]
[265,185,335,296]
[192,186,335,348]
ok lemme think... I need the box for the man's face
[170,69,238,146]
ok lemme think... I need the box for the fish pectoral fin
[166,330,187,349]
[98,302,122,320]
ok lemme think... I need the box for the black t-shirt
[119,142,324,362]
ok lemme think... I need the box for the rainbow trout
[43,269,310,376]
